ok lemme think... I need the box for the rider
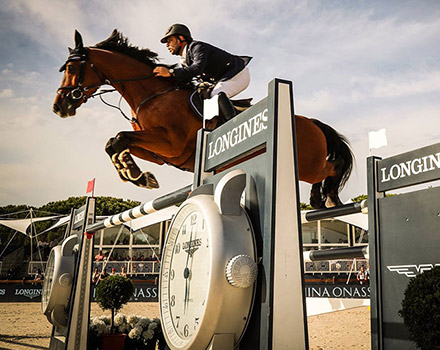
[153,23,251,122]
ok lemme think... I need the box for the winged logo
[387,264,440,278]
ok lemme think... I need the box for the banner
[305,284,370,299]
[0,281,158,303]
[0,282,368,302]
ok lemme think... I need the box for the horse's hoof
[325,197,342,208]
[145,172,159,189]
[310,198,323,209]
[132,172,159,189]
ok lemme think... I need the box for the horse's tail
[311,119,354,191]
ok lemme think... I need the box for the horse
[53,30,353,209]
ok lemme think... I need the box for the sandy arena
[0,303,370,349]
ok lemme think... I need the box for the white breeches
[210,67,250,98]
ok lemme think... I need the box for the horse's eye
[67,65,76,74]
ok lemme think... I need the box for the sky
[0,0,439,207]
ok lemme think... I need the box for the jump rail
[301,199,369,262]
[85,184,192,233]
[301,199,368,223]
[303,246,369,262]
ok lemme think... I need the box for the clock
[41,234,77,328]
[159,170,257,350]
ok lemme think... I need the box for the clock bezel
[41,234,77,328]
[160,193,256,350]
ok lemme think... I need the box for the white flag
[369,128,388,150]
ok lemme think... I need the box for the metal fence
[93,261,160,276]
[304,258,368,274]
[27,260,160,276]
[28,258,368,277]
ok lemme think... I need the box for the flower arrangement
[90,314,165,350]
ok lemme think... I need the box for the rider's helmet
[160,24,192,43]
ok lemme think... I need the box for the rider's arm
[173,42,209,82]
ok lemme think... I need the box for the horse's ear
[74,30,84,49]
[68,47,73,54]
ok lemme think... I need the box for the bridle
[57,48,178,125]
[57,59,105,103]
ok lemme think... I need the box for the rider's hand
[153,67,171,77]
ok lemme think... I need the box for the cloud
[0,89,14,99]
[4,1,89,52]
[372,71,440,98]
[297,68,440,117]
[297,89,339,116]
[1,66,43,88]
[1,0,440,207]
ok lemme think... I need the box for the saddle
[188,90,253,121]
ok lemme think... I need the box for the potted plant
[95,275,134,350]
[90,314,165,350]
[399,266,440,350]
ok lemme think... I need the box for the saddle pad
[188,90,204,120]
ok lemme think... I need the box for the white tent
[0,215,63,236]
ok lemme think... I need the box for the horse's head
[53,30,103,118]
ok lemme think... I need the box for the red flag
[86,178,95,196]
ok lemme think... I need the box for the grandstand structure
[1,206,368,283]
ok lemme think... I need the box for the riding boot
[218,92,236,123]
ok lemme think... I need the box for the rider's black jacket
[173,40,251,83]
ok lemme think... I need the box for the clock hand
[186,232,198,314]
[183,267,190,314]
[184,226,194,314]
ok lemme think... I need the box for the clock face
[160,202,211,348]
[41,248,56,312]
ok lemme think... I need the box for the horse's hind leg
[322,175,343,208]
[322,156,349,207]
[310,183,325,209]
[106,136,159,189]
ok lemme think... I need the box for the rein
[58,59,178,126]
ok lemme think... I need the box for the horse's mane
[93,29,159,66]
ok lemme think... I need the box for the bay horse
[53,30,353,209]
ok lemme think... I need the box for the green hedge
[399,266,440,350]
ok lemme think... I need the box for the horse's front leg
[105,135,160,189]
[105,138,129,182]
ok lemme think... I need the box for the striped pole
[85,184,192,234]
